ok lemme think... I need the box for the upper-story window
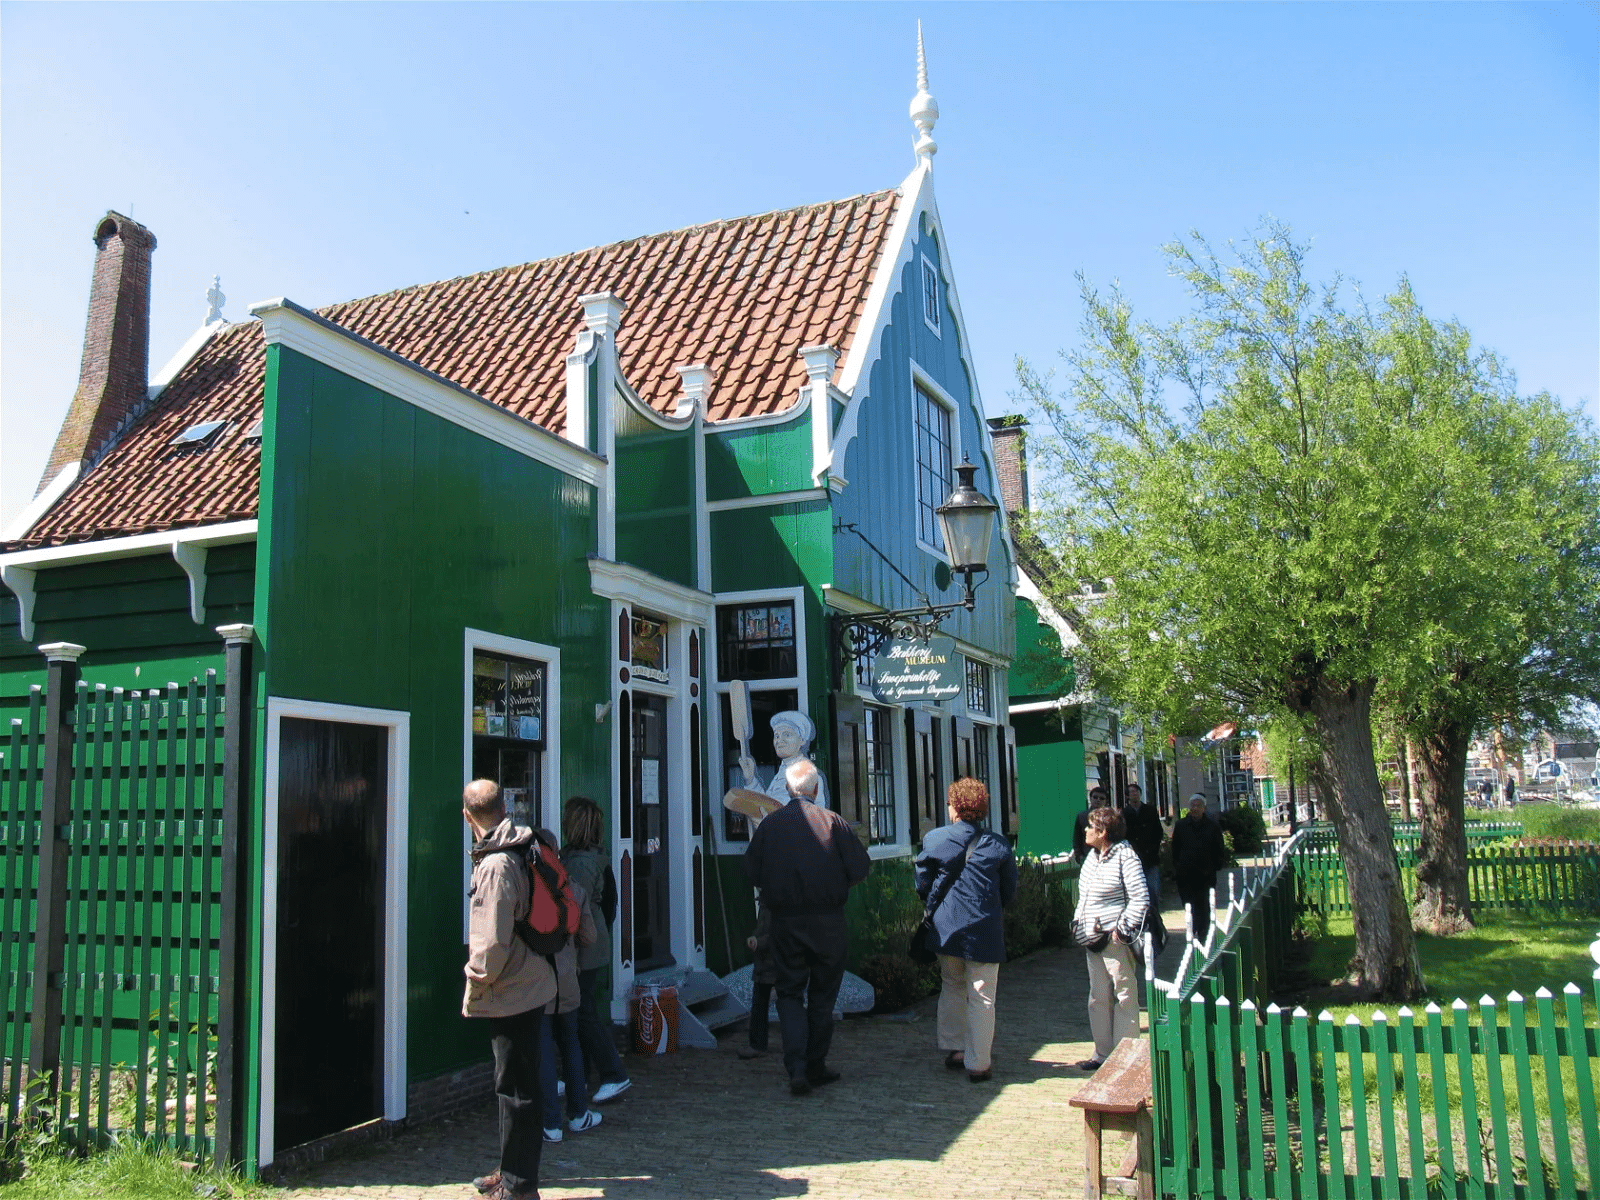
[717,601,796,680]
[915,386,953,552]
[965,658,992,717]
[921,255,941,336]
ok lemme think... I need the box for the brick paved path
[276,909,1190,1200]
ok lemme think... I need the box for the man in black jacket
[743,759,871,1095]
[1171,793,1226,942]
[1072,787,1110,863]
[1121,784,1164,905]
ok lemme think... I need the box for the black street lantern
[831,459,1001,673]
[936,458,999,592]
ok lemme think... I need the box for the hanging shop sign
[872,635,962,704]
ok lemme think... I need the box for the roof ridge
[316,188,901,319]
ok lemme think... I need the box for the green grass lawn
[0,1137,264,1198]
[1297,909,1598,1023]
[1512,801,1600,842]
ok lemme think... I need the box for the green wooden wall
[257,345,610,1092]
[614,397,695,588]
[704,410,814,501]
[1,544,255,718]
[1015,708,1087,858]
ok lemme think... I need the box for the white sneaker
[592,1079,632,1104]
[542,1126,563,1143]
[568,1109,602,1134]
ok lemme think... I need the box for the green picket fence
[1147,830,1600,1199]
[1304,822,1525,852]
[1154,981,1600,1199]
[1293,841,1600,916]
[1,664,245,1161]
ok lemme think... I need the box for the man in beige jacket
[463,780,556,1200]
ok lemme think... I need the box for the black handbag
[1071,919,1112,953]
[909,833,980,964]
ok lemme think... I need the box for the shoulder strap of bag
[924,829,982,919]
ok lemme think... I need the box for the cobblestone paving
[274,907,1192,1200]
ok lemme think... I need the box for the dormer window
[169,419,226,447]
[921,255,941,336]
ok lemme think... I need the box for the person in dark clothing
[737,901,776,1059]
[742,758,871,1095]
[1502,775,1516,808]
[1120,784,1164,905]
[915,778,1018,1082]
[1072,787,1110,863]
[1171,793,1226,943]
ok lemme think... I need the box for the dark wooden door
[631,694,672,969]
[275,717,386,1151]
[831,693,867,840]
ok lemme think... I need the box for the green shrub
[1221,805,1268,856]
[1004,856,1074,956]
[855,952,939,1013]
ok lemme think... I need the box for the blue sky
[3,2,1595,530]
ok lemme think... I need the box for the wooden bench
[1067,1037,1153,1199]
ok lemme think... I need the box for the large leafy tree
[1016,222,1588,999]
[1376,337,1600,930]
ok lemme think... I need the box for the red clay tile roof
[13,189,900,548]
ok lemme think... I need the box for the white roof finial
[204,275,227,326]
[910,21,938,167]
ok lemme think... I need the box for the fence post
[212,624,254,1168]
[27,641,85,1109]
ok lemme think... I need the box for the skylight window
[243,417,264,442]
[169,420,226,447]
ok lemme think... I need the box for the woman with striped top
[1072,805,1149,1071]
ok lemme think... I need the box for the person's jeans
[487,1008,543,1193]
[1143,865,1161,909]
[540,1009,589,1127]
[575,968,628,1085]
[770,910,848,1082]
[936,956,999,1072]
[1085,941,1139,1060]
[1178,875,1216,942]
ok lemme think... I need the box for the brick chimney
[986,416,1029,515]
[38,211,158,493]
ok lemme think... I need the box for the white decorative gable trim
[1017,566,1081,650]
[251,299,607,488]
[1,462,80,543]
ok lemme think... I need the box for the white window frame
[710,586,807,854]
[921,253,942,337]
[462,628,562,940]
[260,696,411,1168]
[909,363,963,564]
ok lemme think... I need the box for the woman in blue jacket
[914,778,1019,1082]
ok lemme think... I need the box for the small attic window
[921,255,941,337]
[169,419,227,447]
[243,417,264,442]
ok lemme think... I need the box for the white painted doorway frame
[259,696,411,1168]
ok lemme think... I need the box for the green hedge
[849,853,1077,1013]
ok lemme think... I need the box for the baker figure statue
[740,710,830,811]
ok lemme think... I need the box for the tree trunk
[1412,718,1475,934]
[1296,677,1426,1000]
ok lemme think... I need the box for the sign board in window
[631,616,669,683]
[872,636,962,704]
[474,652,546,748]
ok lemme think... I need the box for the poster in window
[474,654,508,736]
[639,758,661,806]
[508,661,545,743]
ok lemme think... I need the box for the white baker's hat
[770,710,815,744]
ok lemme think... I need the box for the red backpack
[499,840,582,954]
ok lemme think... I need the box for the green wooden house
[1,59,1023,1168]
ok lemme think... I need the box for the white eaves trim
[1017,566,1081,650]
[250,299,607,488]
[705,488,828,513]
[0,519,258,642]
[587,557,715,626]
[0,463,80,543]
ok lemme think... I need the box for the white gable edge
[830,164,1018,583]
[250,299,607,487]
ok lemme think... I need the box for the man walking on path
[1120,784,1163,906]
[743,759,871,1095]
[1171,793,1226,943]
[462,780,556,1200]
